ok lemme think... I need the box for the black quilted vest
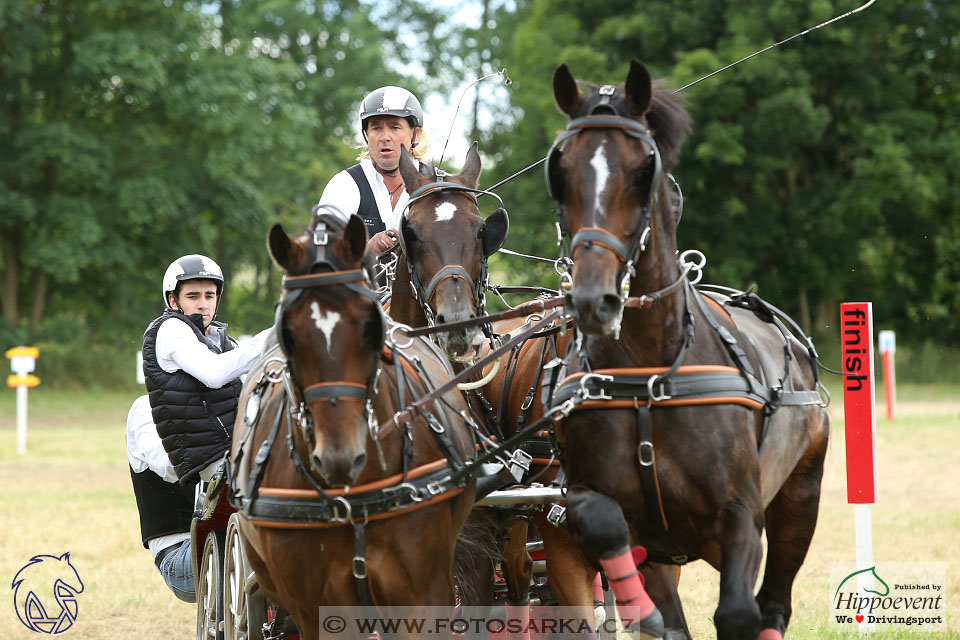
[142,312,242,486]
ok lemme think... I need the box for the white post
[17,383,28,455]
[854,503,874,632]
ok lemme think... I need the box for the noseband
[400,181,507,330]
[545,96,665,298]
[273,219,386,455]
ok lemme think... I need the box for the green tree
[482,0,960,343]
[0,0,314,342]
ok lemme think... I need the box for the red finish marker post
[878,330,896,420]
[840,303,878,631]
[841,302,878,504]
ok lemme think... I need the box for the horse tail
[453,507,502,606]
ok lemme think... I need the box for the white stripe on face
[310,302,341,353]
[435,201,457,222]
[590,141,609,217]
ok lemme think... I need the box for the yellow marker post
[6,346,40,455]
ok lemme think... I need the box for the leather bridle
[399,180,507,329]
[273,219,386,456]
[545,93,665,302]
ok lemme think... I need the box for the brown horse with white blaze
[547,60,829,640]
[229,213,478,638]
[389,143,509,362]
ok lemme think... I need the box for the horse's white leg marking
[590,142,609,217]
[435,201,457,222]
[310,302,340,353]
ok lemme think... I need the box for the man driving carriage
[315,85,441,253]
[130,254,272,601]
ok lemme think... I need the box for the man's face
[365,115,417,172]
[170,279,219,329]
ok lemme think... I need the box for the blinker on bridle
[545,86,665,300]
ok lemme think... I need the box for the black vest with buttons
[142,312,242,486]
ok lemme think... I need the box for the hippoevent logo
[831,563,945,632]
[11,553,84,634]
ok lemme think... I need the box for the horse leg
[641,563,692,639]
[755,430,828,639]
[565,489,664,638]
[533,511,598,623]
[713,499,764,640]
[501,520,533,639]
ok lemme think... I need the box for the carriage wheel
[223,514,267,640]
[197,531,225,640]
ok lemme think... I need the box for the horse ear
[553,63,584,117]
[456,141,481,189]
[268,223,303,272]
[481,207,509,258]
[624,59,653,115]
[399,145,429,194]
[343,214,368,264]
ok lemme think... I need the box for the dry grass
[0,384,958,639]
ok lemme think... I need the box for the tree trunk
[798,286,810,335]
[470,0,491,143]
[28,270,49,334]
[1,234,20,328]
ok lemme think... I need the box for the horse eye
[403,226,419,246]
[281,327,297,351]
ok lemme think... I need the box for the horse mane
[647,82,692,172]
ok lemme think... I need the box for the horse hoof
[624,608,665,639]
[758,629,783,640]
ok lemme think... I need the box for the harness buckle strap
[647,374,670,403]
[638,440,655,467]
[579,372,614,401]
[352,555,368,580]
[329,496,352,523]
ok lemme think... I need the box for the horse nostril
[436,313,446,325]
[310,452,324,474]
[599,294,622,319]
[351,452,367,479]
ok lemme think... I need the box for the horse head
[549,59,691,336]
[397,142,508,360]
[268,213,385,487]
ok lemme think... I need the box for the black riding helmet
[358,86,424,143]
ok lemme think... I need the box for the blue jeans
[157,541,196,603]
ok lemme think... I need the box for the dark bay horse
[546,60,829,640]
[386,143,604,626]
[228,213,478,638]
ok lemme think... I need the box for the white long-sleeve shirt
[126,394,193,558]
[155,320,272,389]
[126,394,179,483]
[316,158,412,231]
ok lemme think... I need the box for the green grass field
[1,384,957,639]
